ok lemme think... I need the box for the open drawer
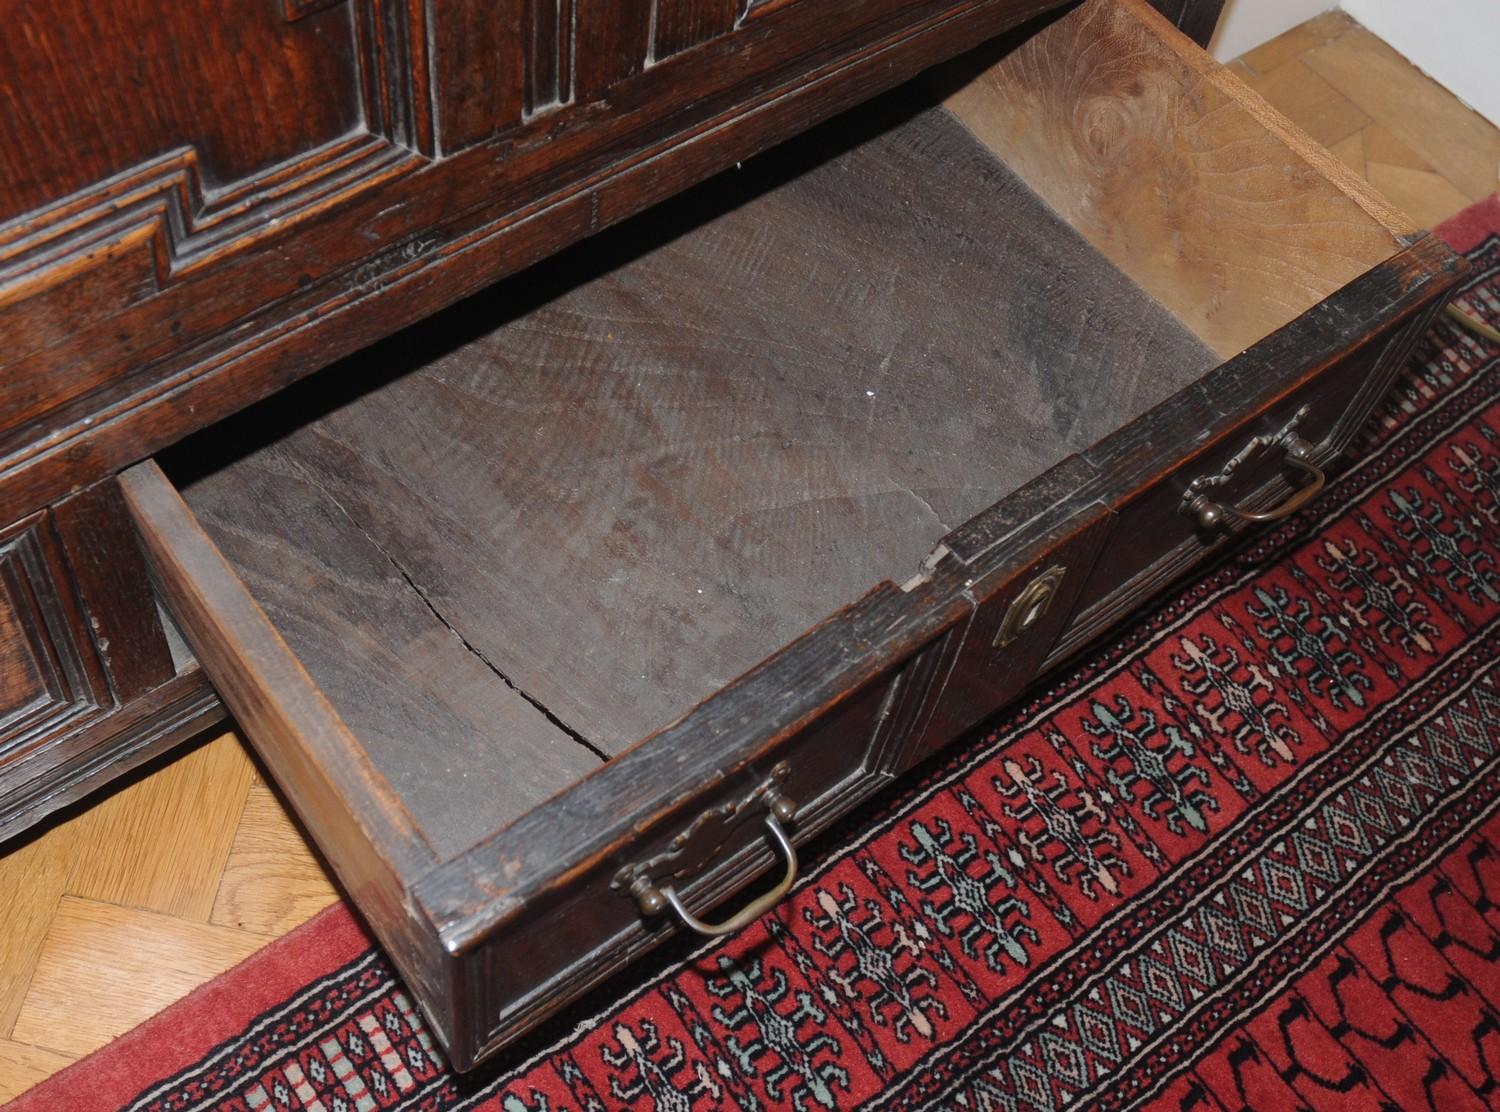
[120,0,1462,1070]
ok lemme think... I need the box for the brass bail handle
[632,791,799,938]
[1188,436,1326,530]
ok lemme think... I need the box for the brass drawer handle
[631,803,798,937]
[618,768,799,938]
[1183,417,1326,530]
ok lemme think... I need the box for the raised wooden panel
[430,1,528,149]
[0,1,363,223]
[0,519,104,758]
[524,0,575,113]
[0,0,435,443]
[573,0,654,100]
[0,482,225,842]
[655,0,741,60]
[1,0,1071,526]
[0,587,50,729]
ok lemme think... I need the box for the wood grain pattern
[0,1039,72,1103]
[0,0,364,223]
[0,815,80,1036]
[1301,27,1500,205]
[10,897,270,1058]
[1047,255,1452,669]
[132,6,1461,1068]
[176,443,598,859]
[208,779,340,936]
[66,732,255,920]
[118,462,451,1047]
[1237,10,1353,77]
[0,726,337,1098]
[0,515,105,754]
[11,6,1488,1086]
[170,98,1213,772]
[940,0,1410,359]
[572,0,653,98]
[50,482,176,702]
[655,0,740,59]
[1235,14,1500,231]
[429,0,527,152]
[1245,58,1371,148]
[1,0,1071,529]
[525,0,574,112]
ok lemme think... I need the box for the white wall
[1341,0,1500,125]
[1208,0,1333,62]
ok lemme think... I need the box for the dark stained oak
[0,0,1112,853]
[1,0,1079,524]
[0,480,226,840]
[168,98,1215,777]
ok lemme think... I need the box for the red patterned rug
[13,198,1500,1112]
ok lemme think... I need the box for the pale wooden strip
[11,897,267,1059]
[0,825,77,1037]
[68,732,255,922]
[0,1038,74,1103]
[1245,58,1370,149]
[209,780,340,937]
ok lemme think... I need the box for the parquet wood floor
[2,12,1495,1101]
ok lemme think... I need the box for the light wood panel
[1238,16,1500,231]
[0,1039,72,1103]
[1300,27,1500,204]
[67,733,256,920]
[1245,58,1370,148]
[10,897,270,1059]
[0,825,79,1036]
[209,780,340,936]
[0,729,338,1098]
[941,0,1410,360]
[1237,10,1354,77]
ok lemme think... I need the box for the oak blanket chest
[0,0,1464,1070]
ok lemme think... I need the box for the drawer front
[899,506,1113,765]
[415,486,1115,1065]
[0,482,222,841]
[452,658,925,1064]
[1049,296,1448,668]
